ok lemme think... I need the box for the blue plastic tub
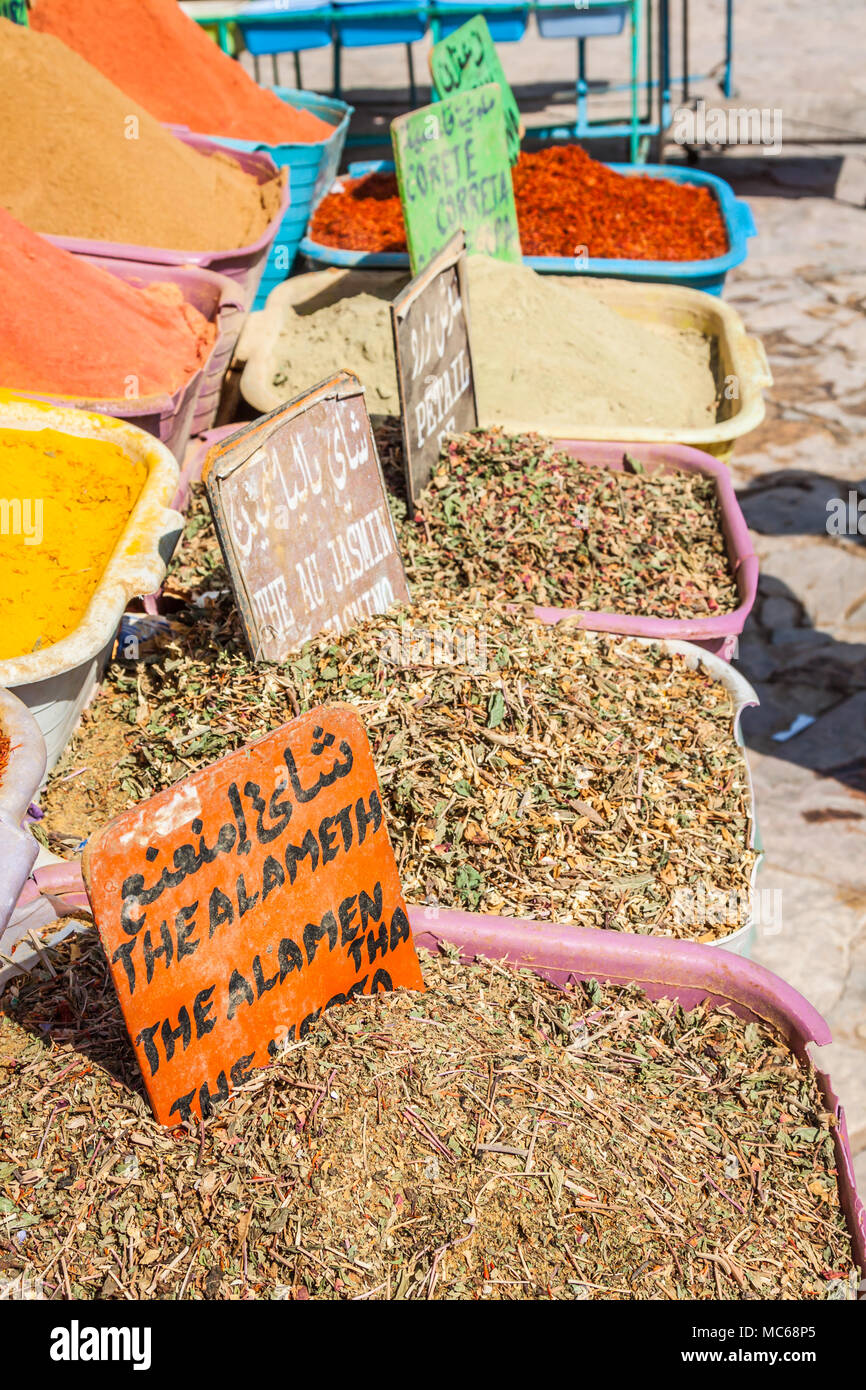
[212,88,353,309]
[300,158,756,296]
[536,2,627,39]
[433,1,528,42]
[236,1,333,54]
[334,0,427,46]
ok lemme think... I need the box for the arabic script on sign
[83,706,426,1126]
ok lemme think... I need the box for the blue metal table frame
[182,1,680,162]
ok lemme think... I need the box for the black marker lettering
[227,968,255,1021]
[193,985,216,1039]
[161,1006,191,1063]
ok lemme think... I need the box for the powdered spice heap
[0,429,147,661]
[30,0,331,144]
[0,20,284,251]
[0,209,216,399]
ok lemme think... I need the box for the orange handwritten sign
[83,705,425,1127]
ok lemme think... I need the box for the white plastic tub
[0,685,47,940]
[0,399,182,771]
[649,638,761,956]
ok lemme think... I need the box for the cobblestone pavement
[723,171,866,1194]
[248,4,866,1189]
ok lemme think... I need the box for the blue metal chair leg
[332,36,342,100]
[723,0,734,97]
[576,37,588,140]
[407,42,417,107]
[682,0,689,100]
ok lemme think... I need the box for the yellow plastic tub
[239,269,772,465]
[558,277,772,464]
[0,396,182,771]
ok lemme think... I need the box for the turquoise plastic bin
[300,158,756,296]
[212,88,353,309]
[433,1,528,42]
[335,0,427,46]
[536,2,627,39]
[236,1,333,53]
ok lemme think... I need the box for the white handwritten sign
[203,372,410,662]
[390,234,478,506]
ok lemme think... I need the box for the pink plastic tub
[90,260,246,437]
[45,136,289,311]
[16,857,864,1282]
[529,440,758,661]
[410,903,866,1284]
[15,262,246,458]
[0,686,47,940]
[174,423,241,512]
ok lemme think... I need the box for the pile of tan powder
[0,19,284,251]
[244,257,719,431]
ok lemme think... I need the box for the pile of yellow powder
[0,428,146,661]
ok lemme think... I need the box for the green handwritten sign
[391,84,521,277]
[0,0,29,22]
[430,15,522,165]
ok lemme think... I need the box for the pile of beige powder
[242,257,720,431]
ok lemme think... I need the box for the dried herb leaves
[0,934,854,1301]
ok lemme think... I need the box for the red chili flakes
[310,145,729,262]
[309,171,406,253]
[513,144,728,260]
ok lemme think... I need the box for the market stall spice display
[0,428,146,662]
[0,934,854,1300]
[309,149,728,262]
[396,427,739,618]
[40,520,755,940]
[0,19,284,251]
[0,210,216,400]
[29,0,331,144]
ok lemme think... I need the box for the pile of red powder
[0,208,217,400]
[30,0,331,144]
[310,147,729,261]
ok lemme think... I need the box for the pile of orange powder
[30,0,332,144]
[0,208,216,400]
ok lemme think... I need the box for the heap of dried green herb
[41,503,755,939]
[0,931,855,1301]
[396,429,739,618]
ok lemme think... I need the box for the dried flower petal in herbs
[0,935,854,1301]
[399,428,739,618]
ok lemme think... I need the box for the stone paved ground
[247,3,866,1189]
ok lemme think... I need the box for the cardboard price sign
[430,15,522,165]
[83,706,426,1126]
[391,83,521,276]
[203,371,409,664]
[390,234,478,507]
